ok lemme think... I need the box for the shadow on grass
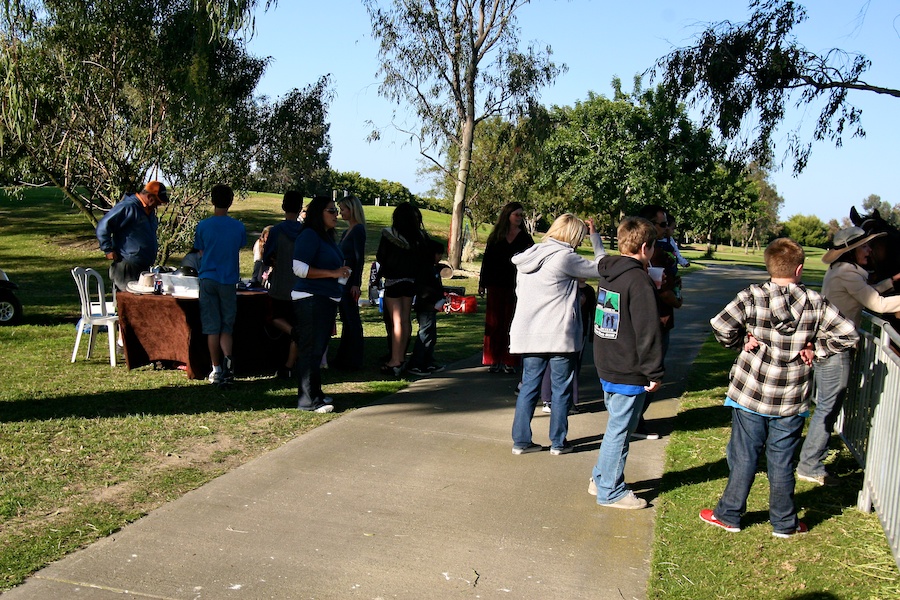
[0,376,390,423]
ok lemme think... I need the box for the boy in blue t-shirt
[194,184,247,385]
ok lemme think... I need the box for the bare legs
[384,295,413,367]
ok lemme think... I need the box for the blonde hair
[765,237,805,278]
[339,195,366,226]
[544,213,587,248]
[617,217,657,255]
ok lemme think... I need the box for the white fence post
[838,312,900,570]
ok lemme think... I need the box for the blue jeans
[592,390,644,504]
[292,295,338,410]
[714,408,804,533]
[511,354,575,450]
[408,309,437,369]
[798,351,852,477]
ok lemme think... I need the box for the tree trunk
[448,116,475,269]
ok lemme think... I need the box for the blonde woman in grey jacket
[510,214,607,455]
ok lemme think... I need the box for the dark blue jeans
[292,295,337,410]
[408,309,437,369]
[714,408,804,533]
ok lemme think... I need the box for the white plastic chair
[71,267,119,366]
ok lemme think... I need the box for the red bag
[443,293,477,314]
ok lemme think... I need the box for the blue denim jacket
[96,194,159,266]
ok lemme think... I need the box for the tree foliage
[0,0,274,261]
[329,170,418,207]
[541,78,759,243]
[254,76,334,195]
[364,0,563,268]
[859,193,900,228]
[781,213,829,247]
[654,0,899,174]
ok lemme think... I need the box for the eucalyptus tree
[0,0,272,260]
[654,0,900,174]
[364,0,563,268]
[428,114,550,237]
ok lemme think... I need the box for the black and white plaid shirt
[710,281,858,416]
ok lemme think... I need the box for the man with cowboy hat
[797,226,900,486]
[96,181,170,291]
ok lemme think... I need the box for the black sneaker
[276,367,292,380]
[221,355,234,385]
[426,363,445,373]
[407,365,427,376]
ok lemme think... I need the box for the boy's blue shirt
[195,215,247,285]
[600,379,645,396]
[725,397,810,419]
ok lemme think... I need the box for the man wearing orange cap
[96,181,170,291]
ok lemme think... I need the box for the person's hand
[585,217,596,235]
[335,266,351,280]
[743,332,759,352]
[644,381,661,393]
[799,342,814,367]
[105,251,118,261]
[351,286,361,302]
[478,287,485,297]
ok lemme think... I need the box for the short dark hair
[282,190,303,213]
[638,204,666,225]
[211,184,234,209]
[302,195,336,241]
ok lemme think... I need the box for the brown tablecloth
[117,290,289,379]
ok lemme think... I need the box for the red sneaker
[773,522,809,538]
[699,509,740,532]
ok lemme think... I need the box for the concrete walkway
[4,264,764,600]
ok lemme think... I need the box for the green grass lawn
[0,188,486,590]
[1,189,897,595]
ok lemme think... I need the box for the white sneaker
[598,490,647,510]
[313,404,334,414]
[208,369,223,385]
[588,477,597,496]
[541,402,551,414]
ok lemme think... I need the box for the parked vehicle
[0,268,23,325]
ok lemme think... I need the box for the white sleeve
[293,259,310,279]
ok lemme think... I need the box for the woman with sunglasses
[291,196,351,412]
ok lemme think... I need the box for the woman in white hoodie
[509,214,606,455]
[797,226,900,485]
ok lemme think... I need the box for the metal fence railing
[836,312,900,570]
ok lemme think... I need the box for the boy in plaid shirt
[701,238,858,538]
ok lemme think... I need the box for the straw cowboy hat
[822,226,886,265]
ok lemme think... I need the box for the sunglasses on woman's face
[325,207,339,214]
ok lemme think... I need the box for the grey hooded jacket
[509,233,606,354]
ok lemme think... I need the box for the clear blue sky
[245,1,900,225]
